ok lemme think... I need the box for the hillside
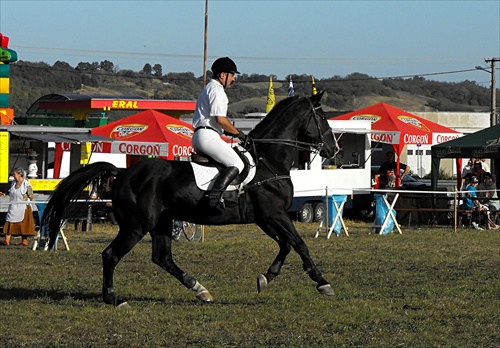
[7,60,496,120]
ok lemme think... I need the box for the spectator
[461,158,473,190]
[479,158,490,173]
[1,168,36,246]
[461,173,473,194]
[102,175,117,225]
[478,172,499,211]
[463,175,496,230]
[375,151,410,188]
[472,160,485,183]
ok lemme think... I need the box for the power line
[11,61,487,84]
[12,45,201,60]
[11,45,488,64]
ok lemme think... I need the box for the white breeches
[192,129,244,173]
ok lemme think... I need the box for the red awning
[331,103,462,187]
[331,103,462,154]
[91,109,195,159]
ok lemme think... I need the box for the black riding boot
[207,166,239,209]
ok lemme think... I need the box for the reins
[247,97,330,153]
[249,138,320,152]
[242,174,291,191]
[240,96,332,191]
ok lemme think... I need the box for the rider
[192,57,246,209]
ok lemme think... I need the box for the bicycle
[172,220,203,242]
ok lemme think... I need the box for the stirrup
[207,192,225,209]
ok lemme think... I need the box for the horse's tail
[43,162,119,249]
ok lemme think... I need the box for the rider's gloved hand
[224,129,247,142]
[235,129,247,142]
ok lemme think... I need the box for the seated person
[471,160,486,184]
[101,175,118,225]
[460,173,473,198]
[90,175,118,225]
[460,159,473,192]
[477,172,499,212]
[462,175,497,230]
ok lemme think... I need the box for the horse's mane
[249,96,301,139]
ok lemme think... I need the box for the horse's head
[299,91,336,159]
[248,92,336,161]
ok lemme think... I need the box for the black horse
[43,92,337,307]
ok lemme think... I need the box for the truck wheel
[299,203,314,223]
[313,202,325,222]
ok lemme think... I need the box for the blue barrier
[374,194,396,235]
[322,195,347,236]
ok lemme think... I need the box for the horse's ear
[310,90,324,106]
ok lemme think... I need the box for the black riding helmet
[211,57,240,77]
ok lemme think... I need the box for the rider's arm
[216,116,246,142]
[215,116,239,135]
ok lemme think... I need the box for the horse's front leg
[150,214,213,302]
[256,240,291,293]
[257,215,334,296]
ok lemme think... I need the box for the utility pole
[484,57,499,189]
[203,0,209,86]
[485,57,499,126]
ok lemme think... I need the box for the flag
[311,76,317,95]
[266,76,275,113]
[288,76,294,97]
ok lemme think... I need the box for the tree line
[7,60,497,118]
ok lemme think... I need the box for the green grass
[1,222,499,347]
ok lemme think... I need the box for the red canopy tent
[53,110,197,177]
[330,102,462,186]
[90,109,195,163]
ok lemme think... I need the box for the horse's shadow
[0,286,100,302]
[0,286,270,306]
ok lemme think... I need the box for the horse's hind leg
[150,212,213,302]
[102,229,147,307]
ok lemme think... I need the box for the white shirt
[192,79,228,135]
[480,160,490,173]
[6,180,32,223]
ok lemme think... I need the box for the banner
[0,131,8,182]
[311,76,317,95]
[30,179,62,191]
[266,76,275,113]
[92,141,169,157]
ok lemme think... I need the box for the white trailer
[289,120,373,222]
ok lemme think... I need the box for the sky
[1,0,499,86]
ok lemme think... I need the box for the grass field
[1,221,499,347]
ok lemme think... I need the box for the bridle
[247,96,333,153]
[240,97,334,190]
[304,97,332,153]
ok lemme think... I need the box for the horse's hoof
[196,290,214,302]
[257,274,268,293]
[317,284,334,296]
[117,301,130,309]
